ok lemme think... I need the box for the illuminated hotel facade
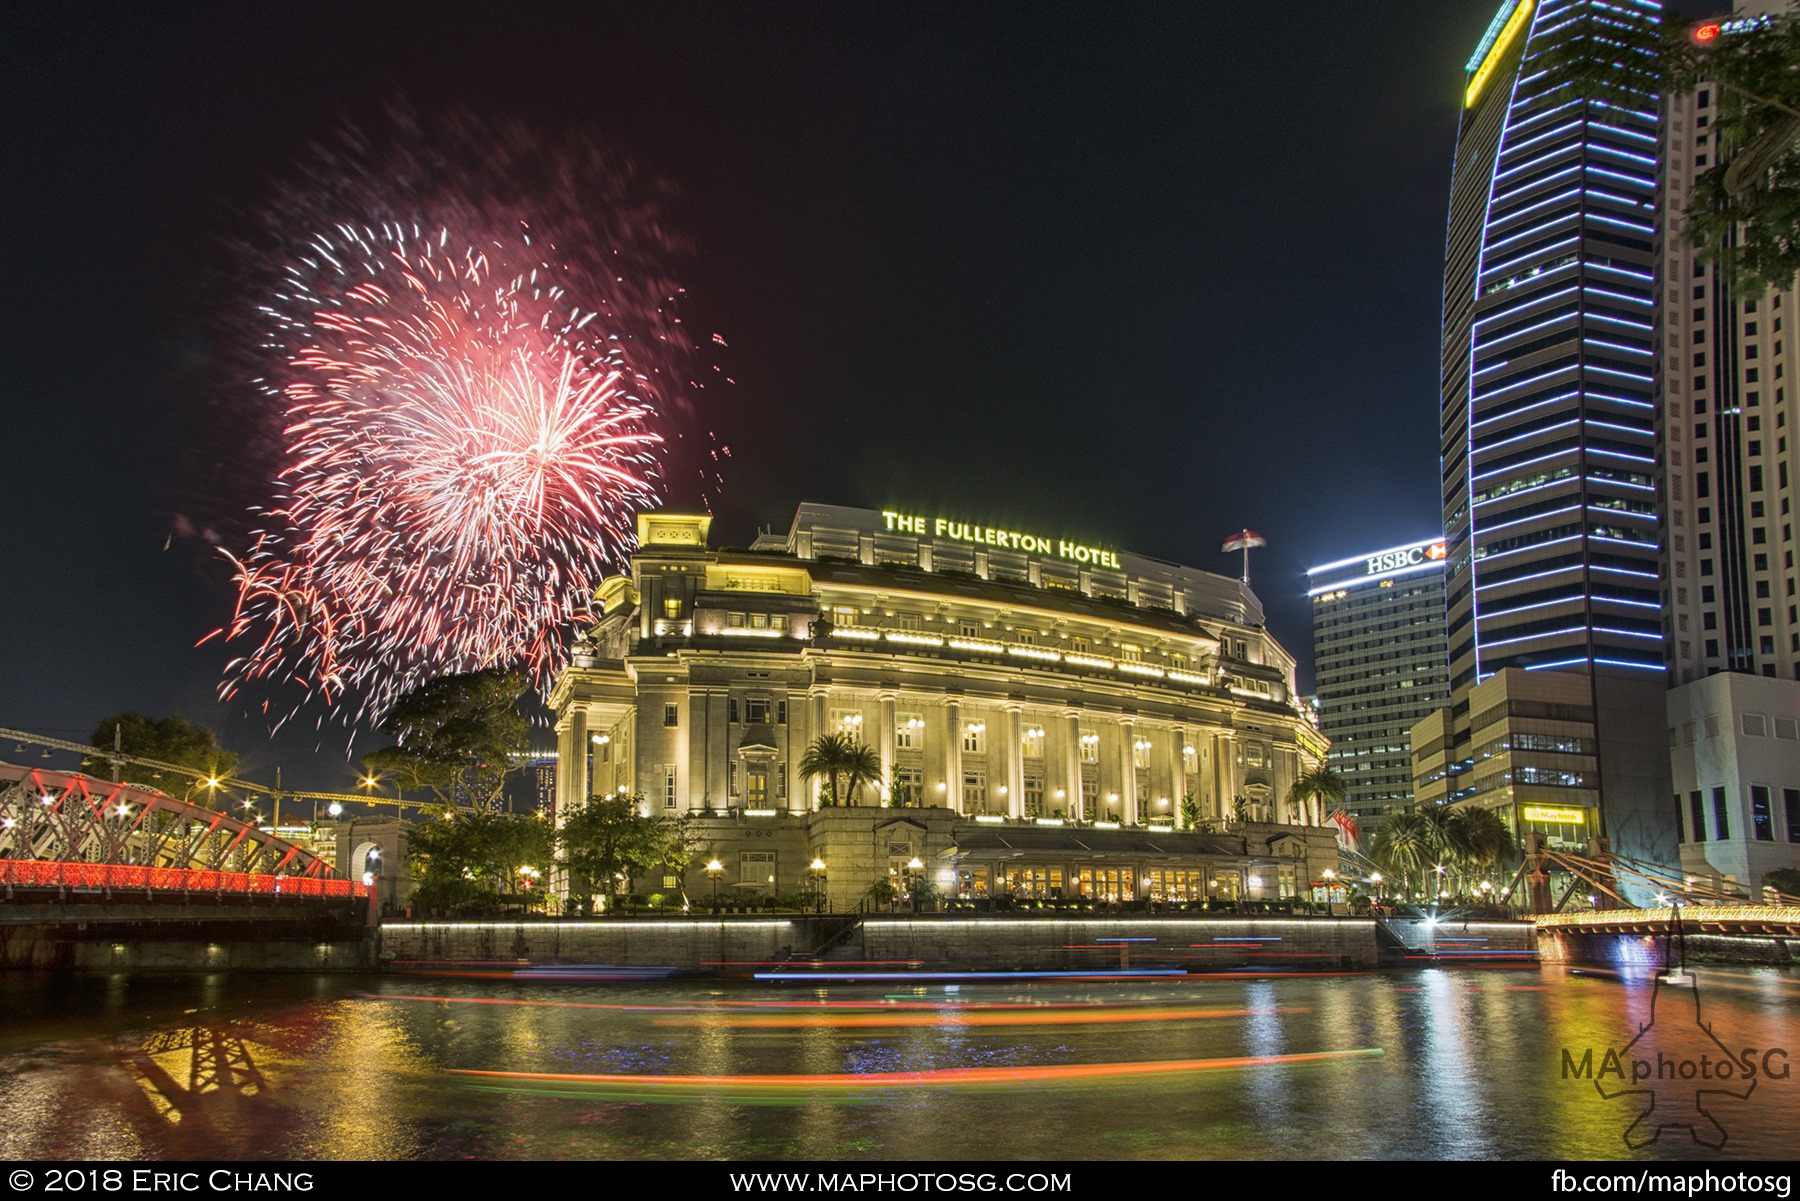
[550,505,1336,909]
[1657,1,1800,889]
[1425,0,1675,876]
[1306,537,1450,831]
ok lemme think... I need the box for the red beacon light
[1691,21,1722,43]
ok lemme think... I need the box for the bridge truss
[0,764,363,898]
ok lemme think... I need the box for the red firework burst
[213,109,697,723]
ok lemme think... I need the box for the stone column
[1004,705,1025,819]
[810,689,829,809]
[1062,709,1082,822]
[1119,718,1138,826]
[1213,731,1235,822]
[1171,727,1188,828]
[555,712,587,817]
[879,693,897,806]
[704,692,729,810]
[786,688,810,815]
[945,699,962,814]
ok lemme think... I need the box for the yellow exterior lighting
[1465,0,1534,108]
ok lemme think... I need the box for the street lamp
[706,858,724,912]
[808,857,828,913]
[907,856,924,912]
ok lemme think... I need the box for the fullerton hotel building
[551,504,1335,907]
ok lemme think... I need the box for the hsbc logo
[1366,541,1448,576]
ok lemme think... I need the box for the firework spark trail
[213,112,698,724]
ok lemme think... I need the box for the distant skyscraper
[1307,538,1451,831]
[1658,0,1800,889]
[1428,0,1674,877]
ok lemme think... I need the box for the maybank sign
[881,510,1122,569]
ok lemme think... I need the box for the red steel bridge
[0,763,364,900]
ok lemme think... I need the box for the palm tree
[1371,811,1432,896]
[1285,765,1347,827]
[1448,806,1518,886]
[798,733,882,807]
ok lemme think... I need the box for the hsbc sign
[1306,536,1449,595]
[1366,541,1448,577]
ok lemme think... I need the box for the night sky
[2,2,1504,790]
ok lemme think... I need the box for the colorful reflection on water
[0,965,1795,1160]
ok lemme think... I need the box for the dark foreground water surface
[0,964,1795,1161]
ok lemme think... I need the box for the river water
[0,964,1794,1161]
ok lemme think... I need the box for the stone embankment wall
[375,914,1535,971]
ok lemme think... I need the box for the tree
[1449,806,1517,880]
[362,669,529,811]
[798,733,882,806]
[1371,811,1434,896]
[1543,7,1800,293]
[406,808,553,912]
[83,712,238,799]
[1667,11,1800,295]
[557,795,697,910]
[1284,766,1346,828]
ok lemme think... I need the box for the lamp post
[706,858,724,913]
[907,856,924,913]
[808,857,828,913]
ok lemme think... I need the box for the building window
[728,698,739,724]
[1015,628,1037,646]
[1024,774,1044,817]
[664,598,682,619]
[664,704,679,727]
[832,708,865,739]
[746,766,769,808]
[727,611,746,628]
[893,767,923,807]
[960,621,981,639]
[1690,792,1705,843]
[832,606,859,627]
[777,700,788,725]
[1674,795,1685,844]
[1786,789,1800,844]
[1752,786,1773,841]
[1120,644,1142,663]
[740,851,775,887]
[962,721,987,755]
[1021,725,1045,759]
[1079,730,1099,764]
[897,612,921,631]
[750,611,770,630]
[1713,787,1730,840]
[663,765,678,810]
[746,699,770,724]
[896,713,923,750]
[1133,738,1151,769]
[963,770,988,813]
[1071,636,1092,655]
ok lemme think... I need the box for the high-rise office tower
[1307,537,1451,835]
[1658,0,1800,889]
[1427,0,1674,877]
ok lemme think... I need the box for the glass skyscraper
[1429,0,1674,879]
[1442,0,1664,688]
